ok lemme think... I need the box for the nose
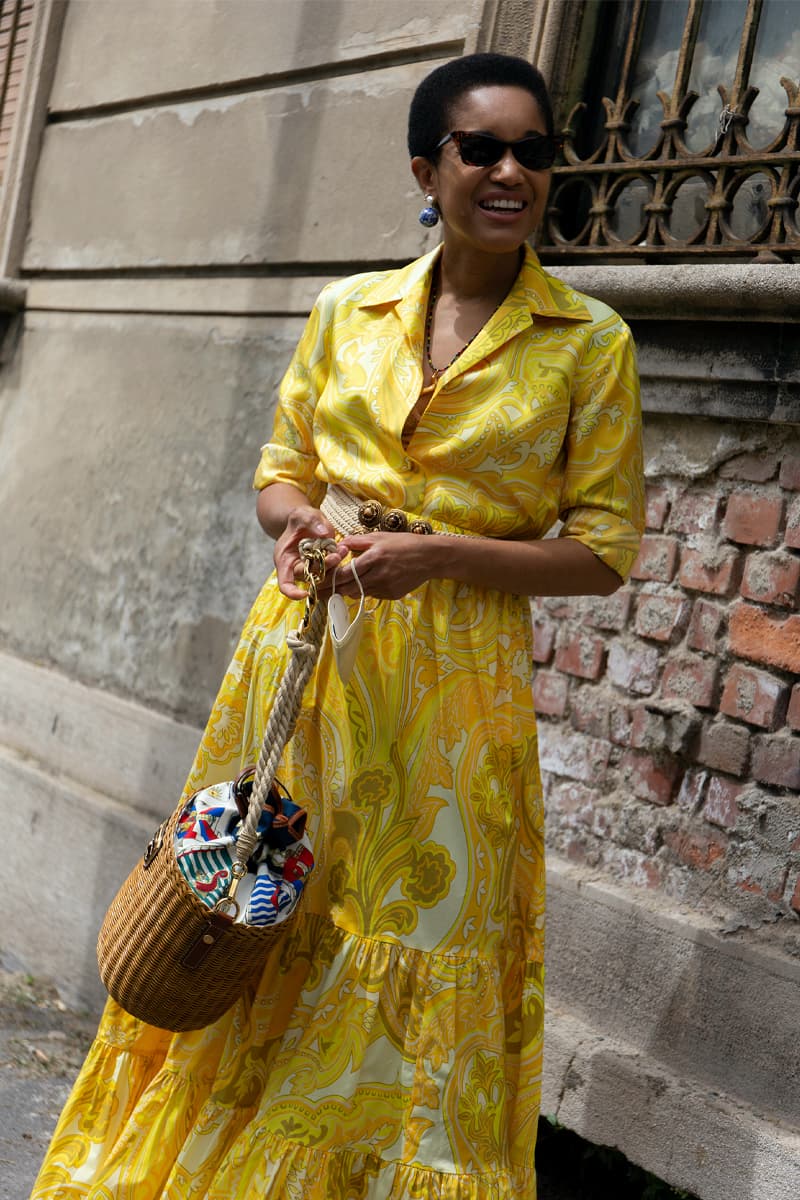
[489,147,524,183]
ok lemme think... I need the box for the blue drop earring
[418,194,439,228]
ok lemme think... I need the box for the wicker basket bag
[97,541,332,1032]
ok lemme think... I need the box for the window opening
[540,0,800,262]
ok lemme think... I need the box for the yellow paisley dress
[32,246,643,1200]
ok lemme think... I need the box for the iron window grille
[539,0,800,263]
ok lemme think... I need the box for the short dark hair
[407,53,554,160]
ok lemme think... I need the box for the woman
[33,53,643,1200]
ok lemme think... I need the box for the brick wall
[534,423,800,929]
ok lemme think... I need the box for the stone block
[786,496,800,549]
[533,670,569,717]
[718,451,779,482]
[669,489,722,533]
[722,491,783,547]
[661,655,719,709]
[751,735,800,790]
[728,603,800,675]
[537,725,611,784]
[740,550,800,608]
[645,484,670,529]
[26,63,439,270]
[554,630,606,679]
[696,720,751,777]
[788,685,800,732]
[703,775,744,829]
[621,750,681,805]
[678,544,741,595]
[634,590,690,642]
[532,614,557,663]
[686,598,725,653]
[50,0,479,110]
[582,589,632,631]
[719,663,789,729]
[607,642,661,695]
[630,534,679,582]
[779,452,800,491]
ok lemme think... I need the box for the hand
[333,532,445,600]
[273,506,346,600]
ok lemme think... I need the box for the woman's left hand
[334,532,444,599]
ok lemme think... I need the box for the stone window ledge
[546,263,800,322]
[0,277,26,313]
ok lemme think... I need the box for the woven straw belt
[320,484,474,540]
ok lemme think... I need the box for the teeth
[481,199,524,211]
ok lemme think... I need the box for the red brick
[630,535,680,583]
[570,686,611,739]
[533,671,569,717]
[583,590,632,632]
[677,768,708,812]
[634,591,690,643]
[788,685,800,732]
[687,599,725,653]
[719,452,779,483]
[722,492,783,547]
[665,828,727,870]
[703,775,744,829]
[785,497,800,550]
[645,485,670,530]
[630,706,667,750]
[719,663,789,729]
[678,545,741,596]
[791,876,800,915]
[779,453,800,491]
[532,615,557,664]
[607,641,661,695]
[661,656,719,709]
[555,631,606,680]
[740,551,800,608]
[696,720,751,776]
[751,734,800,790]
[610,705,632,746]
[537,725,611,784]
[621,750,681,805]
[669,490,722,534]
[728,603,800,674]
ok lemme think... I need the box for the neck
[437,243,524,304]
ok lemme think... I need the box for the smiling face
[412,85,552,259]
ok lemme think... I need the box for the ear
[411,156,437,196]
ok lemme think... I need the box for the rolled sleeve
[558,318,645,581]
[252,288,331,503]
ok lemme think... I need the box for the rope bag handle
[213,536,335,918]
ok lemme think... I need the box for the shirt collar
[355,243,592,323]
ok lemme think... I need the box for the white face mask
[327,557,365,685]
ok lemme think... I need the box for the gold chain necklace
[424,276,503,382]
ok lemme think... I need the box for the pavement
[0,950,582,1200]
[0,951,98,1200]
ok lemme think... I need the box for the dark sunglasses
[435,130,559,171]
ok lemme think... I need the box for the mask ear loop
[330,555,364,607]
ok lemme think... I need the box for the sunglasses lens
[457,134,503,166]
[515,136,556,170]
[455,133,556,169]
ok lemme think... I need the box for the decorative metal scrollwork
[540,0,800,262]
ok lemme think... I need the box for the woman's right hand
[273,505,344,600]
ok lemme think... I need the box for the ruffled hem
[32,912,543,1199]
